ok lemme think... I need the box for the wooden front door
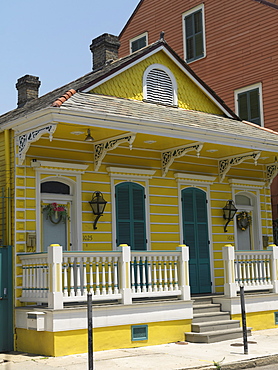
[182,187,211,294]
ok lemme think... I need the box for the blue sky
[0,0,139,115]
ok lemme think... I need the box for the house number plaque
[83,234,93,242]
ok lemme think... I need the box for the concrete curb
[183,354,278,369]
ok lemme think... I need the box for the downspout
[4,129,11,246]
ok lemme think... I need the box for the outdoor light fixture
[84,129,94,142]
[223,200,238,232]
[89,191,107,229]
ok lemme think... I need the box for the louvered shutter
[182,187,211,294]
[116,182,146,250]
[146,68,174,105]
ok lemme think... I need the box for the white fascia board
[0,109,59,133]
[82,45,165,92]
[52,109,278,153]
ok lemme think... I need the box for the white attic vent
[146,68,174,105]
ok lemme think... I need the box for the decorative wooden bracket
[161,142,203,177]
[17,125,57,165]
[94,133,136,171]
[266,162,278,186]
[219,151,261,182]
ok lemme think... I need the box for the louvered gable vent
[146,68,174,106]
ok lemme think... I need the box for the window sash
[185,9,204,62]
[238,88,261,126]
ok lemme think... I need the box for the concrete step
[193,311,231,323]
[193,303,221,314]
[192,319,241,333]
[185,327,252,343]
[192,296,216,306]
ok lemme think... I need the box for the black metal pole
[87,292,93,370]
[240,285,248,355]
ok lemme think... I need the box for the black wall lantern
[89,191,107,230]
[223,200,237,232]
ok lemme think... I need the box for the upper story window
[143,64,178,106]
[183,4,206,63]
[235,83,263,126]
[130,32,148,53]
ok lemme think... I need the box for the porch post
[222,244,237,297]
[47,244,63,309]
[268,244,278,294]
[177,245,191,300]
[118,244,132,304]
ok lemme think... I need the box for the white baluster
[250,256,255,286]
[158,256,163,292]
[254,255,260,287]
[95,257,100,296]
[246,255,251,286]
[43,260,48,298]
[147,257,152,293]
[174,256,178,291]
[76,257,82,297]
[22,262,27,298]
[63,258,68,297]
[107,257,113,295]
[168,257,173,291]
[131,257,136,294]
[101,257,107,295]
[113,257,119,295]
[261,254,267,287]
[141,256,147,293]
[70,257,75,297]
[152,256,158,292]
[266,255,271,284]
[258,254,263,286]
[89,258,94,295]
[136,256,142,293]
[163,256,168,292]
[82,257,87,296]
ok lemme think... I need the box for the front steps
[185,296,252,343]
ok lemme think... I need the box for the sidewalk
[1,328,278,369]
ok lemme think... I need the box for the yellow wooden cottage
[1,33,278,356]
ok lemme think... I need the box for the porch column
[223,244,237,297]
[268,244,278,294]
[118,244,132,304]
[47,244,63,309]
[177,245,191,300]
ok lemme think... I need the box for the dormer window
[143,64,177,106]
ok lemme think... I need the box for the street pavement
[1,328,278,369]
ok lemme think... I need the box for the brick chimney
[16,75,41,108]
[90,33,120,71]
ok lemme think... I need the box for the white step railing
[18,244,190,309]
[223,244,278,297]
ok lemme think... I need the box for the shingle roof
[60,92,278,144]
[0,39,237,125]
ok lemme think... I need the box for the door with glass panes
[115,182,146,250]
[182,187,211,294]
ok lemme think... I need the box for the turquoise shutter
[116,182,146,250]
[182,187,211,294]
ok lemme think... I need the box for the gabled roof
[0,38,238,126]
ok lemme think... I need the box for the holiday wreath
[236,211,251,231]
[43,203,69,224]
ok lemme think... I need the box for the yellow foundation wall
[232,311,278,331]
[16,319,191,357]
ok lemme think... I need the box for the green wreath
[43,203,69,224]
[236,211,252,231]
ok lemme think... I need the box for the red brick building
[119,0,278,220]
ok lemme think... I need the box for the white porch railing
[18,244,190,309]
[223,244,278,297]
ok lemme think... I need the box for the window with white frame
[183,4,205,63]
[130,32,148,53]
[235,83,264,126]
[143,64,177,106]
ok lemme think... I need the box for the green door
[182,187,211,294]
[0,246,13,351]
[116,182,146,250]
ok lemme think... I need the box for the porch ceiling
[49,123,276,166]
